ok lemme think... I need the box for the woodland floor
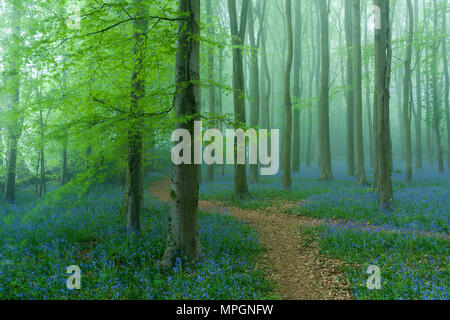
[148,178,353,300]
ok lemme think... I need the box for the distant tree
[282,0,294,189]
[248,0,266,183]
[441,0,450,176]
[205,0,216,182]
[260,6,271,139]
[364,5,374,169]
[227,0,250,199]
[413,0,423,169]
[403,0,414,184]
[292,0,303,173]
[306,1,317,167]
[432,0,444,172]
[4,3,22,202]
[319,0,333,181]
[315,3,321,168]
[344,0,355,177]
[352,0,368,186]
[424,8,434,167]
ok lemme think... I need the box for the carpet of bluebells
[0,179,272,299]
[200,163,449,300]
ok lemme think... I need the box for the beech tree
[292,0,302,173]
[318,0,333,181]
[344,0,355,177]
[3,3,22,202]
[126,0,149,235]
[374,0,394,210]
[227,0,250,199]
[402,0,414,184]
[441,0,450,176]
[352,0,368,186]
[414,0,423,169]
[431,0,444,172]
[163,0,202,266]
[205,0,216,182]
[282,0,294,189]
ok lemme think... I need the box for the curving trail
[148,178,352,300]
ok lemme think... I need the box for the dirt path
[148,178,352,300]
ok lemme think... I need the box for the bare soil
[148,178,352,300]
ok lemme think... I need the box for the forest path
[148,178,352,300]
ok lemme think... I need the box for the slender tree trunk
[248,2,260,183]
[126,0,148,235]
[425,54,433,166]
[162,0,202,266]
[319,0,333,181]
[403,0,414,184]
[292,0,303,173]
[3,4,21,203]
[364,6,374,169]
[306,1,315,166]
[228,0,250,199]
[261,25,272,154]
[396,72,406,165]
[120,166,130,216]
[414,0,423,169]
[315,3,321,167]
[441,0,450,176]
[432,0,444,172]
[40,145,45,196]
[374,0,393,210]
[38,106,46,197]
[353,0,368,185]
[205,0,216,182]
[344,0,355,177]
[282,0,294,189]
[218,47,225,176]
[60,138,68,185]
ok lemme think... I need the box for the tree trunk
[315,2,321,167]
[218,47,225,176]
[126,0,148,235]
[344,0,355,177]
[205,0,215,182]
[261,22,272,158]
[248,2,260,183]
[3,4,21,203]
[403,0,414,184]
[414,0,423,169]
[306,1,316,167]
[364,6,374,169]
[432,0,444,172]
[352,0,368,185]
[282,0,294,189]
[38,107,47,197]
[60,136,68,185]
[319,0,333,181]
[292,0,302,173]
[441,0,450,176]
[120,166,130,216]
[162,0,202,266]
[228,0,250,199]
[425,50,433,166]
[396,72,406,165]
[374,0,393,210]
